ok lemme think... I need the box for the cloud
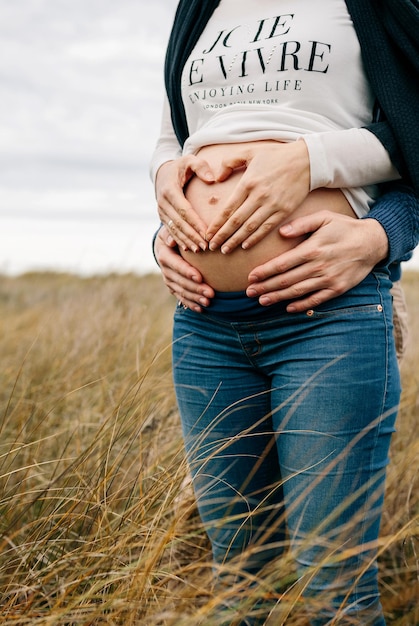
[0,0,175,215]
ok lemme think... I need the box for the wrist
[294,138,310,174]
[155,160,174,192]
[362,217,389,265]
[287,138,310,192]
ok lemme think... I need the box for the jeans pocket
[175,300,191,315]
[307,303,384,320]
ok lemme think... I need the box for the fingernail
[209,242,218,251]
[206,232,214,241]
[247,288,257,297]
[287,305,296,312]
[281,223,292,234]
[199,242,207,251]
[260,296,272,305]
[221,245,230,254]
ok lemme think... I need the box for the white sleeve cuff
[303,128,400,191]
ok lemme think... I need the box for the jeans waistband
[204,290,291,321]
[202,270,391,322]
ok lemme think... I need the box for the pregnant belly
[181,142,356,291]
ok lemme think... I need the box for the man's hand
[154,226,215,312]
[246,212,389,312]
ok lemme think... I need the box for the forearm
[304,127,400,190]
[364,183,419,264]
[149,95,182,185]
[363,121,407,180]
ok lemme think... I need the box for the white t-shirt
[151,0,399,216]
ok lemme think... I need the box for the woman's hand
[156,155,215,253]
[246,211,389,312]
[154,226,215,312]
[206,139,311,253]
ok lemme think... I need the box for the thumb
[215,156,248,182]
[160,225,178,247]
[193,161,216,183]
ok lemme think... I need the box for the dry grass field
[0,270,417,625]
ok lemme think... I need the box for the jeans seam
[353,272,389,615]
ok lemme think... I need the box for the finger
[208,203,262,251]
[251,262,354,309]
[175,289,211,312]
[170,286,207,312]
[189,162,215,184]
[159,246,204,284]
[206,161,260,243]
[248,285,338,313]
[279,211,330,238]
[206,189,251,244]
[165,214,208,253]
[239,219,281,250]
[157,228,201,278]
[159,192,208,251]
[214,156,248,182]
[180,156,212,186]
[164,268,214,312]
[247,244,311,283]
[284,288,339,313]
[246,246,333,298]
[156,225,177,250]
[254,275,328,304]
[159,247,215,303]
[247,268,313,299]
[159,192,208,249]
[221,209,282,252]
[255,257,370,308]
[159,173,209,234]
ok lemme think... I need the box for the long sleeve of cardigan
[364,183,419,264]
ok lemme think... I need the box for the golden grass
[0,270,417,625]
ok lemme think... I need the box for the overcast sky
[0,0,174,224]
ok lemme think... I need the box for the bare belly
[182,141,356,291]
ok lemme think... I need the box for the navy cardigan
[162,0,419,267]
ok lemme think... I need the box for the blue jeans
[172,271,400,625]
